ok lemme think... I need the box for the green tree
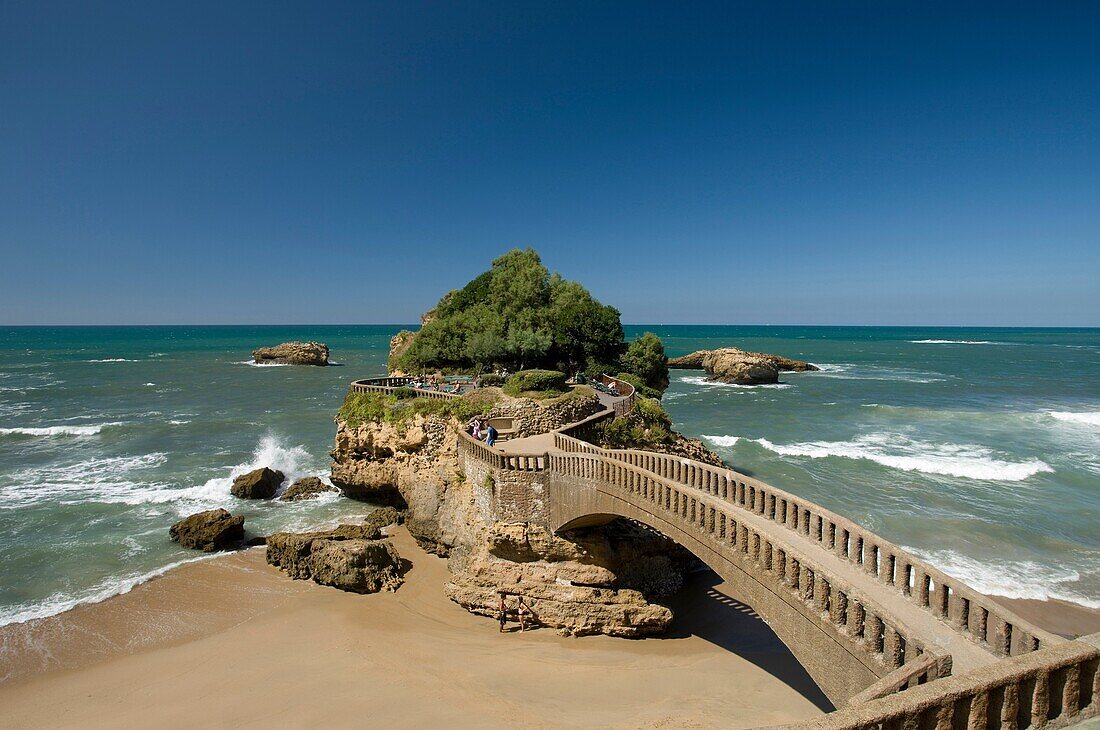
[621,332,669,393]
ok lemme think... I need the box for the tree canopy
[393,249,626,375]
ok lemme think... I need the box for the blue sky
[1,2,1097,325]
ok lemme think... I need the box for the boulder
[307,539,403,593]
[266,520,403,593]
[231,467,284,499]
[703,350,780,385]
[252,341,329,366]
[169,509,245,552]
[266,523,383,578]
[279,476,336,502]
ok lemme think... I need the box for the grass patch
[338,390,499,428]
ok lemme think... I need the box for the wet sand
[0,528,830,729]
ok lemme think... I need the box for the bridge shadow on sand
[660,569,835,712]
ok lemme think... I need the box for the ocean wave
[679,375,791,390]
[85,358,141,363]
[0,422,124,438]
[1048,411,1100,427]
[0,554,218,628]
[749,433,1053,481]
[909,339,1014,345]
[702,435,741,447]
[906,547,1100,609]
[234,360,290,368]
[1,453,170,509]
[812,363,946,383]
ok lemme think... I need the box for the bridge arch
[550,479,882,705]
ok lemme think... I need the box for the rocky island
[669,347,819,384]
[252,340,330,366]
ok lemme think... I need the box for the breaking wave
[234,360,290,368]
[749,433,1053,481]
[85,358,141,363]
[910,339,1013,345]
[679,375,791,390]
[1048,411,1100,427]
[0,423,124,438]
[177,433,322,503]
[702,435,742,447]
[813,363,946,383]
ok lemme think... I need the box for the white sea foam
[0,453,170,509]
[702,435,742,447]
[749,433,1053,481]
[1048,411,1100,427]
[168,419,191,425]
[85,358,141,363]
[0,555,218,628]
[905,547,1100,609]
[812,363,946,383]
[235,360,290,368]
[178,433,320,504]
[679,375,791,390]
[0,422,124,438]
[910,339,1015,346]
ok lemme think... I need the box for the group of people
[467,418,498,447]
[409,375,465,394]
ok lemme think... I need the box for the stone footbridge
[350,376,1100,728]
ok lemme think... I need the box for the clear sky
[1,2,1097,326]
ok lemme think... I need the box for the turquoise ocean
[1,325,1098,627]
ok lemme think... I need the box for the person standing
[486,423,498,447]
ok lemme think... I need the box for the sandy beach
[2,527,1098,729]
[1,527,834,729]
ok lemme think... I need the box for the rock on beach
[169,509,245,552]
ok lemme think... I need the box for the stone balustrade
[550,431,1060,661]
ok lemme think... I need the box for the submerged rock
[231,467,284,499]
[169,509,245,552]
[252,341,330,366]
[279,476,336,502]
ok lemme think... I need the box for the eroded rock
[279,476,336,501]
[231,467,284,499]
[169,509,245,552]
[252,341,329,366]
[307,539,403,593]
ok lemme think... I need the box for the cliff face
[330,396,694,637]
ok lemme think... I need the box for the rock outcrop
[445,522,693,637]
[252,341,330,366]
[669,348,818,385]
[231,467,284,499]
[266,509,404,593]
[169,509,245,552]
[279,476,336,501]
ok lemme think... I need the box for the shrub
[478,373,505,387]
[503,369,568,397]
[595,396,674,450]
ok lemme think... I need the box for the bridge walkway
[651,475,999,675]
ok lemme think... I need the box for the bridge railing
[551,431,1060,660]
[548,451,952,680]
[349,378,461,401]
[780,632,1100,730]
[597,374,636,417]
